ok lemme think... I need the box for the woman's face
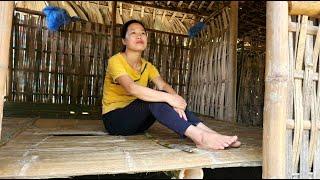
[122,23,147,52]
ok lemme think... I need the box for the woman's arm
[116,75,187,109]
[151,76,177,95]
[152,76,188,120]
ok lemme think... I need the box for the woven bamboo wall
[286,15,320,178]
[237,46,265,127]
[9,12,110,106]
[187,7,230,120]
[6,10,192,115]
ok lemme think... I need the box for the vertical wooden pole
[226,1,238,122]
[110,1,117,57]
[263,1,288,178]
[0,2,14,140]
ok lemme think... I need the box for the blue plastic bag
[188,22,206,38]
[43,6,71,31]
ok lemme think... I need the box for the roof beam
[130,5,133,17]
[141,6,144,18]
[207,2,214,10]
[177,1,183,7]
[153,8,156,20]
[161,10,166,22]
[119,2,122,15]
[198,1,205,10]
[118,1,209,17]
[169,12,177,22]
[181,14,187,22]
[188,1,194,9]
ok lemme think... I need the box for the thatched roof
[15,1,266,37]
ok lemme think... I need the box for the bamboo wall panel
[188,8,230,120]
[10,12,110,107]
[287,15,320,178]
[7,10,192,113]
[237,49,265,127]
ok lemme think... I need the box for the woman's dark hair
[121,20,146,52]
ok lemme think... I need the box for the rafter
[153,8,156,20]
[169,12,177,22]
[207,1,214,10]
[198,1,205,10]
[181,13,187,22]
[117,1,209,17]
[188,1,194,9]
[119,2,122,15]
[141,6,145,18]
[161,10,166,22]
[130,5,133,17]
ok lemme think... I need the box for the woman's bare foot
[229,140,241,148]
[195,131,238,150]
[196,123,241,149]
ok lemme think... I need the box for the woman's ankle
[184,125,206,145]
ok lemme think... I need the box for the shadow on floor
[53,166,262,179]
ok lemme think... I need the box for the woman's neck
[123,49,142,64]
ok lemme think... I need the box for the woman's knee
[148,102,171,111]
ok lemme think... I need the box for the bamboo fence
[237,44,265,127]
[187,7,231,120]
[286,15,320,178]
[6,10,192,117]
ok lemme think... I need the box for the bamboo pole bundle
[0,1,14,140]
[263,1,288,178]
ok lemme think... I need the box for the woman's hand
[166,94,187,110]
[174,107,188,121]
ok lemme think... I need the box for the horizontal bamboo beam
[289,1,320,18]
[287,119,320,130]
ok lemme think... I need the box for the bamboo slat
[0,116,262,178]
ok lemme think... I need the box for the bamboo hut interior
[0,1,319,179]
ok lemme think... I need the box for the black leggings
[102,99,202,137]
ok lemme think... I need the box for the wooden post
[110,1,117,57]
[263,1,288,178]
[226,1,238,122]
[0,2,14,140]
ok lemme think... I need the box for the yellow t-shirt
[102,52,160,114]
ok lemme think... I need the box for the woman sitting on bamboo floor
[102,20,241,150]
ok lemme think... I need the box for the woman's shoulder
[108,53,124,63]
